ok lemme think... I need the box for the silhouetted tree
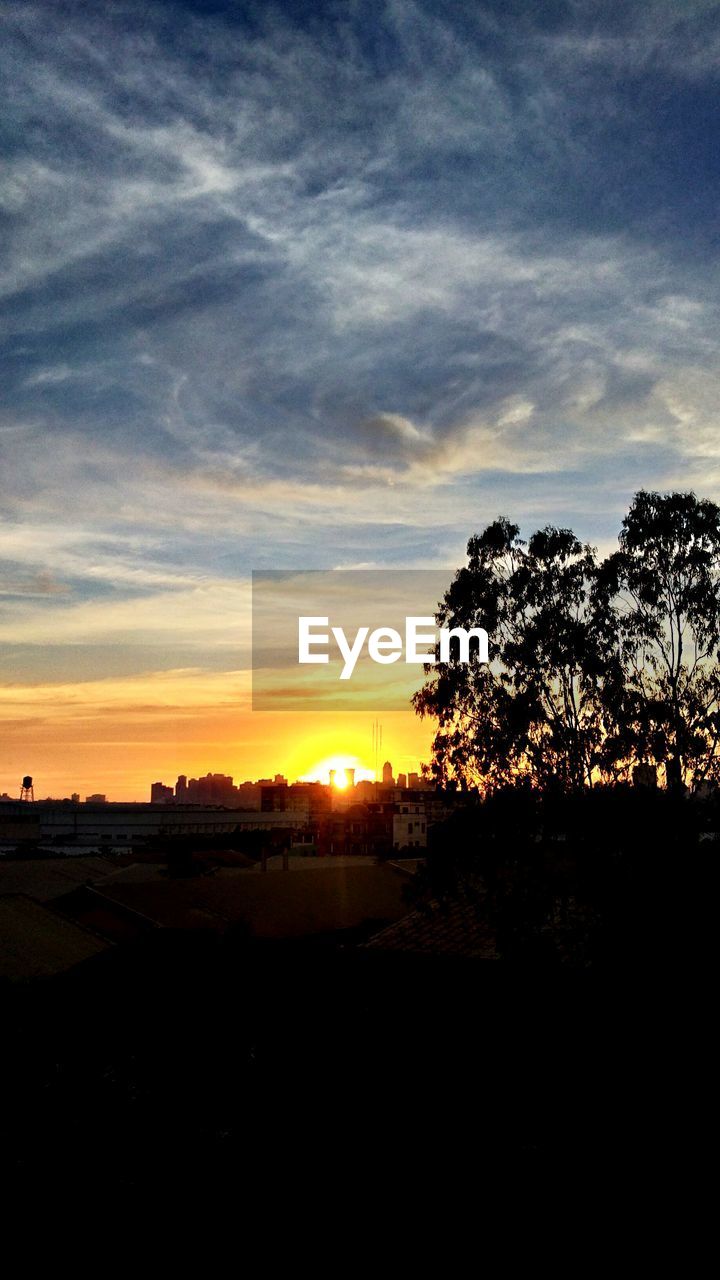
[414,519,604,791]
[596,491,720,792]
[417,491,720,795]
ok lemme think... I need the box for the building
[150,782,174,804]
[145,771,294,811]
[382,761,394,785]
[186,773,236,805]
[0,895,111,980]
[354,779,376,802]
[393,801,427,850]
[261,782,331,819]
[318,802,394,858]
[0,799,310,850]
[233,780,262,810]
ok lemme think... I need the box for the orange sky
[0,665,433,800]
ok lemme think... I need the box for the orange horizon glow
[0,667,433,801]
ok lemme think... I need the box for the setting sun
[300,754,375,787]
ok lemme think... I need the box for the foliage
[416,490,720,794]
[414,519,604,791]
[595,490,720,791]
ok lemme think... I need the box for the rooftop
[0,893,111,980]
[364,895,496,959]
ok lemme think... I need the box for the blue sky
[1,0,720,790]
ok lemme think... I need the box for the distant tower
[346,768,355,788]
[372,720,383,783]
[382,761,393,785]
[329,769,336,789]
[20,775,34,802]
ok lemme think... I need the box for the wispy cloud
[0,569,70,597]
[1,0,720,719]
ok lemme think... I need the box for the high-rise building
[382,761,394,785]
[175,774,187,800]
[186,773,235,805]
[151,782,174,804]
[397,773,407,789]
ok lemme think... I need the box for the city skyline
[3,760,423,803]
[0,727,425,803]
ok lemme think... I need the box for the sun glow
[300,753,374,787]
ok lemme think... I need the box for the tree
[595,490,720,792]
[414,518,604,792]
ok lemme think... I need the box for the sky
[2,0,720,797]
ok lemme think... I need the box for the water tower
[20,775,34,802]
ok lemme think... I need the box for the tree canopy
[415,491,720,794]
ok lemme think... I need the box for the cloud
[0,569,70,597]
[0,667,250,713]
[1,0,720,696]
[23,365,77,387]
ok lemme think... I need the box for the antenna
[371,720,383,784]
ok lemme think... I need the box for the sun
[300,753,374,787]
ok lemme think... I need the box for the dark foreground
[0,931,699,1200]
